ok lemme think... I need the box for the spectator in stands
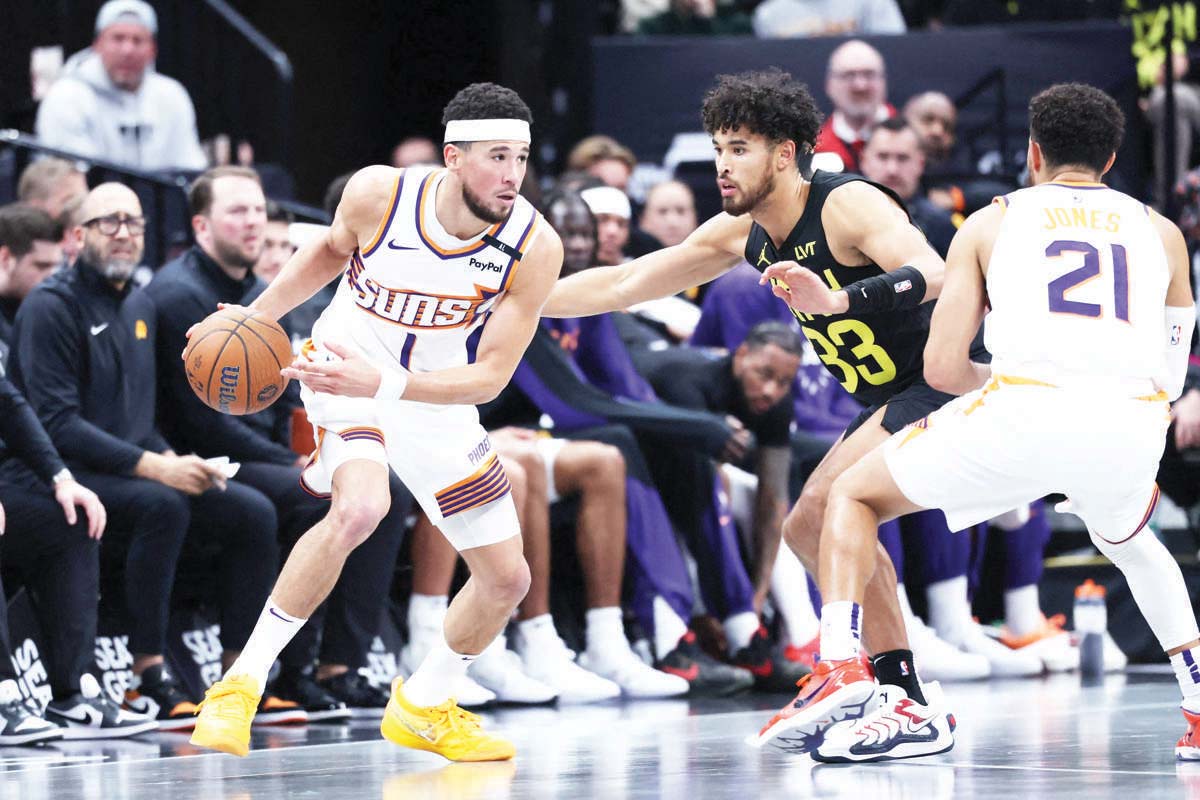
[404,429,689,703]
[859,117,957,256]
[642,321,802,615]
[814,40,895,173]
[753,0,906,38]
[581,185,631,265]
[0,208,151,743]
[904,92,957,171]
[9,182,284,731]
[639,180,697,248]
[391,136,441,168]
[567,135,637,191]
[147,167,412,716]
[34,0,206,172]
[17,159,89,222]
[0,205,64,347]
[252,202,294,287]
[1135,0,1200,206]
[636,0,753,34]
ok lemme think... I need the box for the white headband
[580,186,631,220]
[443,118,531,144]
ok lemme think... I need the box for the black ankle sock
[870,649,926,704]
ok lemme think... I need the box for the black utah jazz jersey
[745,170,934,408]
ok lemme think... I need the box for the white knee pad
[1089,527,1200,652]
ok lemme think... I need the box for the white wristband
[375,366,409,401]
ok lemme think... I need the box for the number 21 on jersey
[1045,239,1129,321]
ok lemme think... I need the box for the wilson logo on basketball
[349,274,499,330]
[217,365,241,411]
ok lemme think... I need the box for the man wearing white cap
[581,185,632,266]
[35,0,206,171]
[189,83,563,763]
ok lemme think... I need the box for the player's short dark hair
[0,203,63,257]
[542,187,595,227]
[742,320,804,356]
[441,83,533,136]
[701,68,824,159]
[1029,83,1124,174]
[188,165,262,217]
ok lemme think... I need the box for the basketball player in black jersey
[544,68,956,759]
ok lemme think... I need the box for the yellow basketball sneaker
[190,675,262,757]
[380,678,515,762]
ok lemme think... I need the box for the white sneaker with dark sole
[813,682,956,763]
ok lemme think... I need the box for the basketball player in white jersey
[189,83,563,762]
[791,83,1200,763]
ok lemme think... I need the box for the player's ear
[443,142,464,170]
[1100,151,1116,178]
[777,139,796,171]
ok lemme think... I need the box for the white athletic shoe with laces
[907,616,991,682]
[513,629,621,704]
[470,636,559,705]
[814,681,956,763]
[578,647,689,698]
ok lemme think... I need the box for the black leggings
[0,478,99,698]
[76,470,278,656]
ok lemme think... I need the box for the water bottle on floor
[1074,579,1106,678]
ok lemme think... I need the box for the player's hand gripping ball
[182,306,293,415]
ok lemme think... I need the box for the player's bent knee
[327,495,391,550]
[485,556,531,607]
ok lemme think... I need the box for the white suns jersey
[984,181,1169,387]
[311,165,543,375]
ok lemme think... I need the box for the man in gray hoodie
[34,0,206,173]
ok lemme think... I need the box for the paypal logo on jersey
[469,257,502,273]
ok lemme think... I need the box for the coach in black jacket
[10,183,280,729]
[147,167,411,712]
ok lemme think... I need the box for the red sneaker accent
[758,658,873,737]
[783,636,820,671]
[1178,709,1200,750]
[662,664,700,682]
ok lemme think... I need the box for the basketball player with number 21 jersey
[545,68,957,759]
[188,83,563,762]
[803,83,1200,764]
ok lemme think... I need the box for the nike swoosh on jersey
[90,323,109,336]
[387,240,419,251]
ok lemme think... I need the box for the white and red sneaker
[813,681,956,763]
[747,657,876,754]
[1177,708,1200,761]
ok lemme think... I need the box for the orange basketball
[183,307,293,415]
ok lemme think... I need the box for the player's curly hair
[701,68,823,160]
[1029,83,1123,173]
[442,82,533,126]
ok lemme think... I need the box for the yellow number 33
[801,319,897,394]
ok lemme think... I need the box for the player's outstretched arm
[760,182,945,315]
[923,203,998,395]
[250,166,396,322]
[541,212,748,318]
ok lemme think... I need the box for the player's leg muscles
[273,459,393,618]
[448,531,531,655]
[783,408,908,653]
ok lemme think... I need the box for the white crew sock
[1171,648,1200,708]
[926,575,972,642]
[403,634,479,707]
[819,601,862,662]
[724,611,760,653]
[227,599,307,692]
[1004,584,1042,637]
[653,596,690,659]
[771,546,820,646]
[585,606,628,663]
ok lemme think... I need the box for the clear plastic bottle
[1074,579,1107,678]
